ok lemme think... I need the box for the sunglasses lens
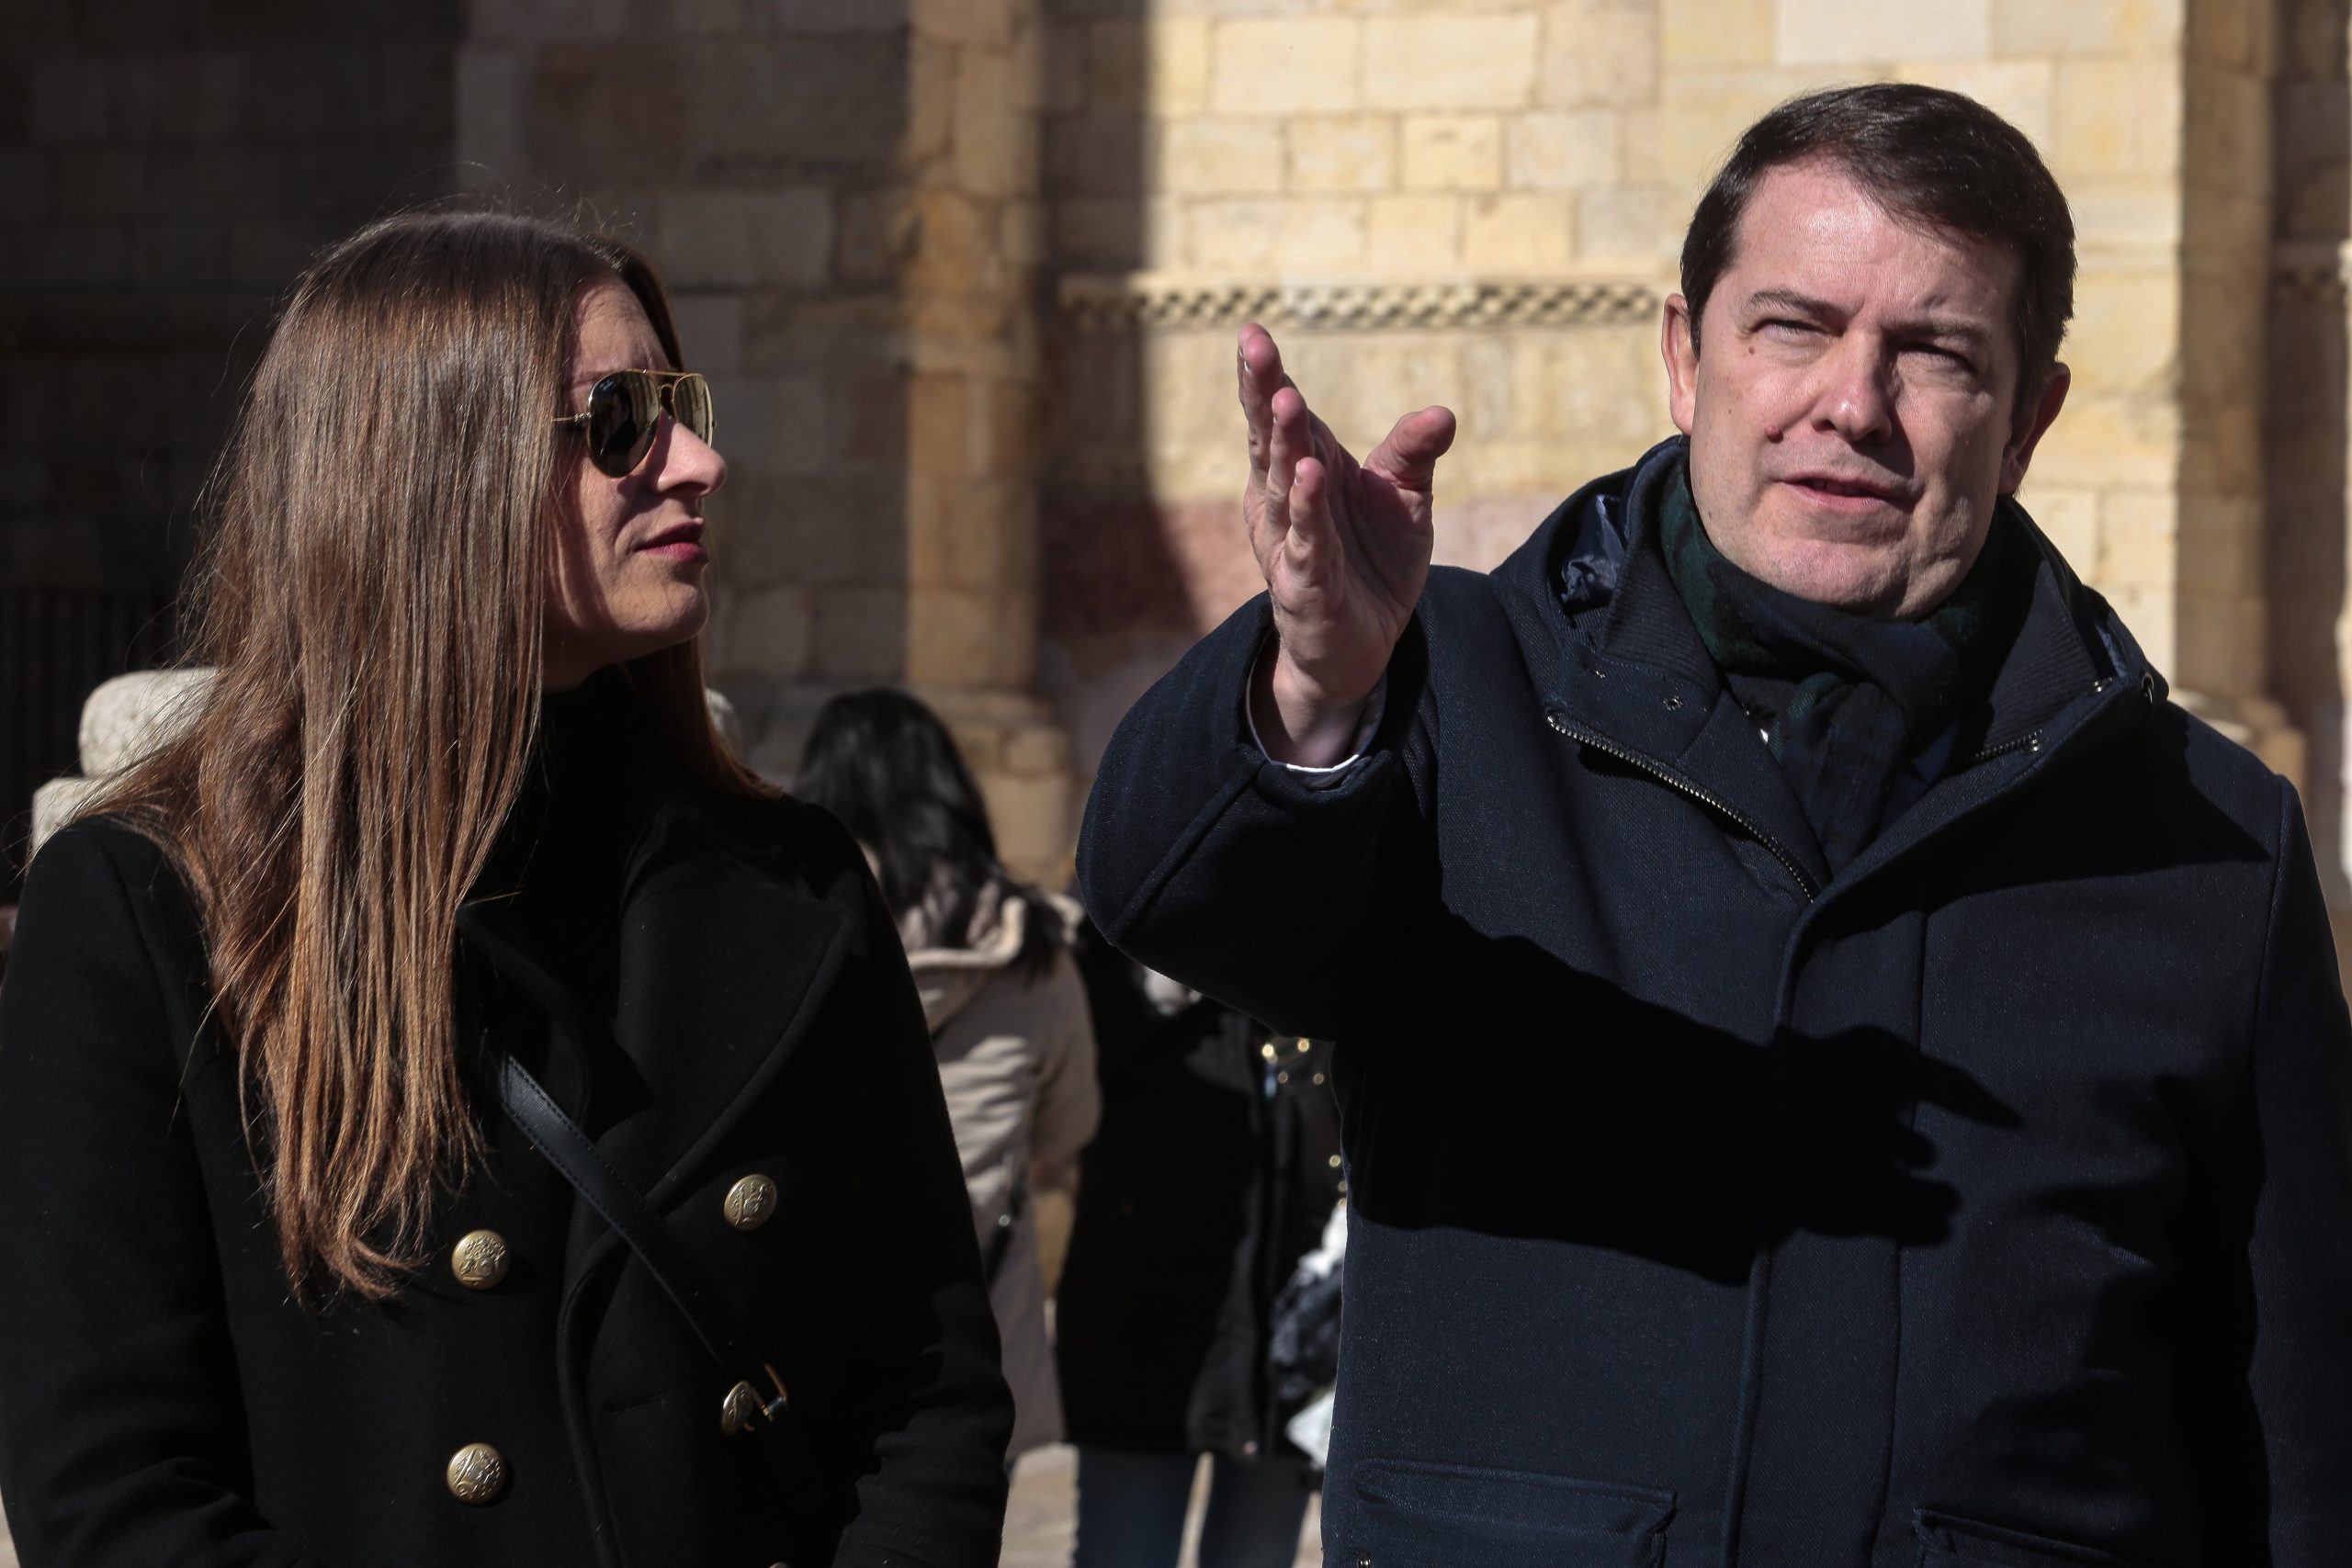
[584,372,659,478]
[672,374,715,447]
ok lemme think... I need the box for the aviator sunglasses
[555,368,717,478]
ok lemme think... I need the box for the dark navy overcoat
[1077,438,2352,1567]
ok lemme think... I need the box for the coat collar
[455,749,852,1206]
[1492,435,2163,902]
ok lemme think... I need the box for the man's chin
[1737,535,1914,618]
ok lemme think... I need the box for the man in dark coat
[1077,84,2352,1567]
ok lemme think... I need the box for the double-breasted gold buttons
[446,1442,508,1504]
[450,1229,511,1291]
[724,1174,778,1232]
[721,1380,765,1437]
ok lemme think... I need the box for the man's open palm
[1238,323,1456,762]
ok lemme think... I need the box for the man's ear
[1999,363,2070,495]
[1662,294,1701,437]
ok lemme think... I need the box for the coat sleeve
[1073,593,1439,1040]
[831,858,1015,1568]
[2188,780,2352,1561]
[0,825,326,1568]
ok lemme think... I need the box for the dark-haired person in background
[797,689,1100,1470]
[1079,84,2352,1564]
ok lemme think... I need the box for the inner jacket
[0,675,1014,1568]
[1075,436,2352,1568]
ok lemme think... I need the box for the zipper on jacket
[1544,705,1819,903]
[1970,731,2041,764]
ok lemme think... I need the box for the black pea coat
[1055,935,1343,1461]
[1077,437,2352,1567]
[0,704,1013,1567]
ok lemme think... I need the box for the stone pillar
[2173,0,2301,777]
[899,0,1073,881]
[2266,0,2350,955]
[458,0,1072,884]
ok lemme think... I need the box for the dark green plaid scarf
[1657,457,2030,874]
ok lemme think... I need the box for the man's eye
[1903,343,1973,370]
[1758,319,1817,338]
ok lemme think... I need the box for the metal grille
[3,587,175,897]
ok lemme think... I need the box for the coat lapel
[456,790,854,1205]
[1516,462,1833,897]
[600,799,852,1202]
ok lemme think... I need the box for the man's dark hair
[1680,83,2076,403]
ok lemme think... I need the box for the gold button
[721,1380,764,1437]
[724,1174,778,1232]
[450,1229,511,1291]
[446,1442,508,1505]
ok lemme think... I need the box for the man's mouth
[1782,473,1912,507]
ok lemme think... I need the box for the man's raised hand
[1238,322,1456,766]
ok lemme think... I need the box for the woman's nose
[656,417,727,498]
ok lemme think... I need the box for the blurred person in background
[0,209,1012,1568]
[796,688,1100,1468]
[1055,942,1343,1568]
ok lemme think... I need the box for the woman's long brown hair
[90,209,769,1301]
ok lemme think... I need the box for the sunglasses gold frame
[553,368,716,477]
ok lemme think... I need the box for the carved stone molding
[1057,272,1660,333]
[2271,241,2352,301]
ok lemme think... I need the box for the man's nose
[1812,337,1896,446]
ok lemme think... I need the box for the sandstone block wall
[458,0,1074,882]
[5,0,2344,917]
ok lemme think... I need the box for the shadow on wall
[1035,0,1202,781]
[0,1,464,897]
[2265,0,2352,952]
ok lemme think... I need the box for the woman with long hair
[0,209,1012,1568]
[794,690,1098,1470]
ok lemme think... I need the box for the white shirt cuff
[1243,643,1386,780]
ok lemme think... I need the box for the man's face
[1662,159,2068,620]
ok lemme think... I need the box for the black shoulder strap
[495,1052,786,1417]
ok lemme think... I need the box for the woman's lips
[637,522,708,563]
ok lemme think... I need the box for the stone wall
[0,0,460,894]
[2267,0,2351,942]
[3,0,2338,911]
[458,0,1074,879]
[1037,0,2311,834]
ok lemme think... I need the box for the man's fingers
[1267,385,1310,504]
[1364,405,1459,489]
[1238,322,1290,478]
[1285,455,1339,572]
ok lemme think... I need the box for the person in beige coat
[796,689,1101,1461]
